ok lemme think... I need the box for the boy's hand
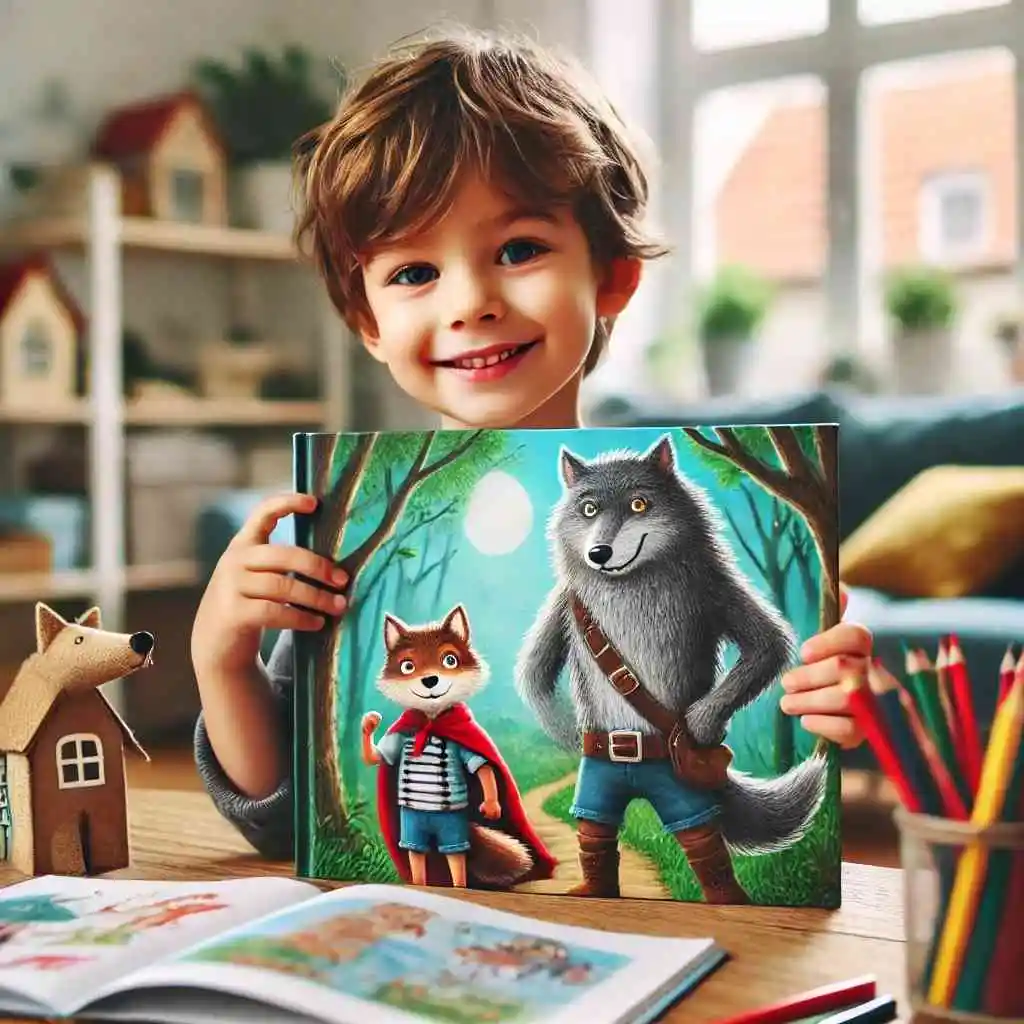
[191,492,348,679]
[779,586,871,749]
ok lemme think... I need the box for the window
[171,168,204,222]
[20,319,51,377]
[860,0,1009,27]
[919,171,991,263]
[692,0,828,52]
[56,734,105,789]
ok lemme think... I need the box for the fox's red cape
[375,702,557,887]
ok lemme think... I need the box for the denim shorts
[570,755,720,833]
[398,807,471,854]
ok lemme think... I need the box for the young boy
[190,28,872,863]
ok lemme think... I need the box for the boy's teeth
[454,346,521,370]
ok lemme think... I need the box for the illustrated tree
[303,429,512,833]
[681,425,839,761]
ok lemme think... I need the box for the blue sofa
[590,387,1024,765]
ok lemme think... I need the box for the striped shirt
[377,732,487,812]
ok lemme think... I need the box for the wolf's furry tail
[718,755,829,855]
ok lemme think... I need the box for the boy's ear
[595,258,642,318]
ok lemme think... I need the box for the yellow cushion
[839,465,1024,598]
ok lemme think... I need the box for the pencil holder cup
[894,808,1024,1023]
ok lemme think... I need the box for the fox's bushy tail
[718,755,829,855]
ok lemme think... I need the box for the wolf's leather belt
[583,730,669,762]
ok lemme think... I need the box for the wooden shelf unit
[0,560,203,604]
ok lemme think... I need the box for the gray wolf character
[514,433,828,903]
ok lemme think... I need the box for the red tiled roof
[92,89,222,159]
[0,255,86,334]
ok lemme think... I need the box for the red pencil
[946,635,984,795]
[843,673,925,813]
[715,976,878,1024]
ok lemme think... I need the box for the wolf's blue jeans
[570,755,720,833]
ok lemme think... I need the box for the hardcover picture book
[292,424,842,908]
[0,874,725,1023]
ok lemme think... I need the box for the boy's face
[358,171,639,428]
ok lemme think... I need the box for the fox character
[514,433,828,904]
[361,605,556,890]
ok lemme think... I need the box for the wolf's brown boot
[674,822,749,904]
[567,820,621,898]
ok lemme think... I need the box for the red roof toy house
[92,91,227,226]
[0,256,84,410]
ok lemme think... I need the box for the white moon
[463,470,534,556]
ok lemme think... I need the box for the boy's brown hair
[293,26,669,373]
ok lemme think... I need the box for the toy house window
[21,320,52,377]
[918,171,991,265]
[171,169,204,222]
[56,734,105,789]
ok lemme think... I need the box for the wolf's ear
[646,434,676,473]
[443,605,470,644]
[559,447,587,487]
[383,614,409,652]
[35,602,66,653]
[76,606,102,630]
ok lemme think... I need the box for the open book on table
[0,874,726,1023]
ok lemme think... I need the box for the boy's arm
[193,630,295,860]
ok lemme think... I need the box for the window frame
[589,0,1024,396]
[56,732,106,790]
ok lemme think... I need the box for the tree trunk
[774,704,796,774]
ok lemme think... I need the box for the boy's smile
[358,171,639,429]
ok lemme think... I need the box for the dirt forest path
[513,771,671,900]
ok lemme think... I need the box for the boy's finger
[782,653,866,693]
[839,585,848,617]
[798,714,862,749]
[245,600,325,633]
[232,493,318,546]
[243,544,347,585]
[780,683,851,716]
[240,572,347,615]
[799,621,872,662]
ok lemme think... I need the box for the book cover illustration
[293,425,841,908]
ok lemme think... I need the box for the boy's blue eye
[499,240,547,265]
[389,264,438,286]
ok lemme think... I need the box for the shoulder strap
[569,593,679,736]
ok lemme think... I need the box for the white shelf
[1,215,298,262]
[0,560,204,604]
[124,560,202,591]
[0,401,91,424]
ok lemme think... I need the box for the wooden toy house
[0,256,83,409]
[92,90,228,225]
[0,604,153,876]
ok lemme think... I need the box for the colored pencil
[926,673,1024,1006]
[934,639,961,750]
[816,995,898,1024]
[842,673,924,813]
[997,645,1017,707]
[714,976,877,1024]
[944,635,983,798]
[981,767,1024,1017]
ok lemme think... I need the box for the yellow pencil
[926,673,1024,1006]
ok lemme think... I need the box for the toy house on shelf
[92,90,228,225]
[0,603,154,877]
[0,256,83,409]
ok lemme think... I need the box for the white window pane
[862,49,1018,395]
[692,0,827,52]
[860,0,1008,26]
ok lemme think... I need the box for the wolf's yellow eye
[631,497,647,514]
[441,652,459,669]
[581,500,599,518]
[399,659,415,675]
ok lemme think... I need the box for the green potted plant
[883,264,958,394]
[694,265,773,395]
[191,45,338,233]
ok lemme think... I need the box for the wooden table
[0,788,914,1023]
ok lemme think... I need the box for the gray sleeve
[193,630,294,861]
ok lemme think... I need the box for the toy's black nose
[130,631,155,655]
[420,675,439,689]
[588,544,613,566]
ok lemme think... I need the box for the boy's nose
[448,276,505,328]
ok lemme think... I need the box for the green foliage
[695,265,774,343]
[192,45,337,164]
[680,425,819,490]
[483,719,578,792]
[542,765,841,907]
[884,265,958,332]
[310,803,400,883]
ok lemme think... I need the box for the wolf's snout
[587,544,613,566]
[420,674,439,689]
[130,631,155,655]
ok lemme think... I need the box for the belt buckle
[607,729,643,763]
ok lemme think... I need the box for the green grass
[541,757,841,908]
